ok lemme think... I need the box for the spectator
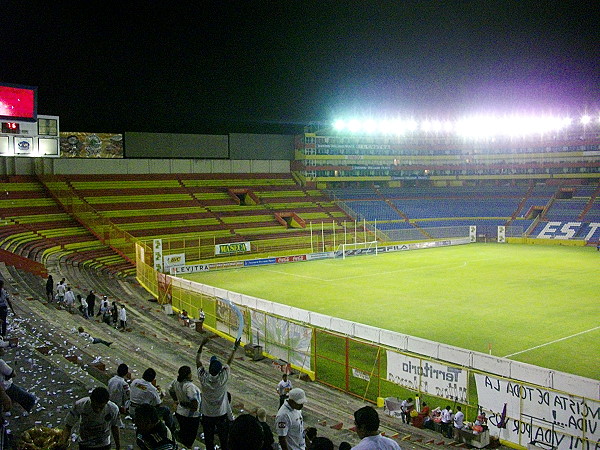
[86,290,96,318]
[111,302,119,326]
[0,383,11,414]
[179,310,190,327]
[98,296,109,317]
[339,442,352,450]
[0,345,37,412]
[256,407,275,450]
[108,363,130,414]
[76,326,113,347]
[0,280,15,337]
[277,373,293,408]
[56,279,66,304]
[305,427,317,448]
[64,286,76,313]
[130,368,174,432]
[400,397,414,425]
[352,405,400,450]
[79,294,89,319]
[168,365,201,449]
[228,413,264,450]
[118,304,127,330]
[45,275,54,302]
[197,308,205,332]
[196,336,241,450]
[309,437,334,450]
[453,405,464,439]
[275,387,306,450]
[134,403,178,450]
[63,386,120,450]
[441,406,453,438]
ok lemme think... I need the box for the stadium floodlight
[406,119,418,132]
[347,119,361,133]
[581,115,591,125]
[333,119,346,131]
[364,119,378,134]
[420,120,432,132]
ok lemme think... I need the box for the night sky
[1,1,599,134]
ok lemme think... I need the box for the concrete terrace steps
[3,257,509,449]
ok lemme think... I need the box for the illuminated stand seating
[60,173,352,253]
[0,176,133,276]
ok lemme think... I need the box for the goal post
[335,240,379,259]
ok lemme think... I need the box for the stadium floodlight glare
[347,119,361,133]
[333,119,346,131]
[331,113,582,137]
[364,119,378,134]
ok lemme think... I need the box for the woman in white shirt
[168,365,201,449]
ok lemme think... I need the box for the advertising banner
[215,241,251,255]
[153,239,163,272]
[276,255,307,264]
[536,222,600,241]
[387,351,468,402]
[163,253,185,270]
[474,374,600,450]
[498,226,506,243]
[244,257,276,267]
[170,264,210,275]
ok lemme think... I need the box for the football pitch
[183,243,600,380]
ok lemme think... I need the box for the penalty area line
[503,325,600,358]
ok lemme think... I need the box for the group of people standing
[45,275,128,330]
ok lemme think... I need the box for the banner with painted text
[386,350,468,402]
[474,374,599,450]
[215,241,251,255]
[163,253,185,270]
[536,222,600,241]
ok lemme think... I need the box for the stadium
[0,80,598,450]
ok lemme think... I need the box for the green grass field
[183,243,600,380]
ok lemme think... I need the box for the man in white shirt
[275,388,307,450]
[56,279,66,304]
[63,386,121,450]
[118,305,127,330]
[277,373,293,408]
[64,286,76,313]
[196,336,240,450]
[351,405,401,450]
[130,367,174,432]
[453,405,465,440]
[107,363,130,414]
[441,406,453,438]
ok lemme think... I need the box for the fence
[136,241,599,450]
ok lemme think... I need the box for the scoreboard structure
[0,83,60,157]
[0,115,60,157]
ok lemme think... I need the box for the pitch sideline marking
[503,325,600,358]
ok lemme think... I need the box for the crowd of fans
[2,273,485,449]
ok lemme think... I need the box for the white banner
[498,226,506,243]
[153,238,163,272]
[386,351,467,402]
[215,241,251,255]
[474,374,600,450]
[470,225,477,242]
[163,253,185,270]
